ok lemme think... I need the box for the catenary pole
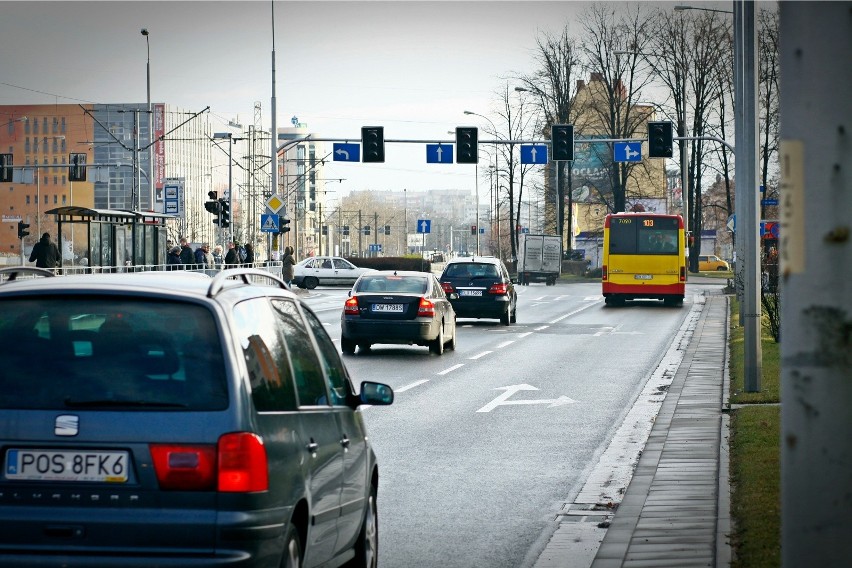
[780,2,852,564]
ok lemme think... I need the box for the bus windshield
[609,216,680,255]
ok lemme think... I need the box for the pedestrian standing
[212,245,224,268]
[224,242,239,267]
[178,238,194,268]
[243,243,254,266]
[281,246,296,287]
[29,232,61,269]
[166,246,183,271]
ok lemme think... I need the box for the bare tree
[516,27,583,246]
[758,6,780,213]
[578,3,657,214]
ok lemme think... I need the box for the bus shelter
[46,206,174,271]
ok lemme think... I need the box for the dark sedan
[341,270,457,355]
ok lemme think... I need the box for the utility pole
[780,2,852,564]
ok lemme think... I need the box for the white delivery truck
[517,233,562,286]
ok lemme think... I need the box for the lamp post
[464,110,499,257]
[141,28,153,211]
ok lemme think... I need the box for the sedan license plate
[459,290,483,297]
[5,449,129,482]
[634,274,653,280]
[372,303,403,313]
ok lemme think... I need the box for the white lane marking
[517,332,533,339]
[584,295,602,301]
[437,364,464,375]
[534,325,549,331]
[476,384,579,413]
[395,379,430,393]
[496,340,515,349]
[549,300,600,324]
[469,351,493,360]
[533,296,548,301]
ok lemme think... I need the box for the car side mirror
[359,381,394,406]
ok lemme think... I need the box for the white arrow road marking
[335,148,350,160]
[437,364,464,375]
[476,384,579,413]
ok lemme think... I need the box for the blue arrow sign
[260,213,279,233]
[614,142,642,162]
[332,143,360,162]
[426,144,453,164]
[417,219,431,234]
[520,145,548,164]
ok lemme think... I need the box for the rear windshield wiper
[64,398,188,408]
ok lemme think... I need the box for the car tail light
[440,281,455,294]
[488,283,509,295]
[218,432,268,493]
[344,297,360,316]
[418,298,435,317]
[602,265,608,281]
[680,266,686,282]
[150,444,217,491]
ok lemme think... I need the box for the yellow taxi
[698,255,730,271]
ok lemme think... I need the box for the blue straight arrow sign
[417,219,431,234]
[520,145,548,164]
[426,144,453,164]
[333,143,360,162]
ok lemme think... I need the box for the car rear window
[0,297,229,410]
[356,275,427,294]
[444,263,499,279]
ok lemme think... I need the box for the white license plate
[634,274,653,280]
[459,290,483,297]
[5,449,129,482]
[372,304,403,313]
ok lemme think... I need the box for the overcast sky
[0,0,722,199]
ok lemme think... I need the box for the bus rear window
[610,216,680,255]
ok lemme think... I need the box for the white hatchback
[293,256,376,289]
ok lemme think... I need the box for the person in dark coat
[29,232,61,269]
[243,243,254,266]
[166,246,183,270]
[224,242,239,267]
[178,238,195,267]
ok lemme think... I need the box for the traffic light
[17,220,30,239]
[68,153,87,182]
[385,224,391,235]
[647,121,674,158]
[456,127,478,164]
[321,225,328,236]
[364,225,371,236]
[204,191,220,220]
[0,153,12,183]
[471,225,477,235]
[343,225,350,236]
[551,124,574,161]
[362,126,385,163]
[218,198,230,228]
[279,217,291,234]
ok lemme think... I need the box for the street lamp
[141,28,154,211]
[463,110,500,257]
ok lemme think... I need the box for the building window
[62,194,67,205]
[33,119,38,135]
[42,118,48,134]
[43,137,47,152]
[44,194,48,204]
[53,194,58,204]
[53,176,58,186]
[25,139,30,154]
[62,175,66,185]
[53,118,58,134]
[61,138,66,152]
[33,139,38,154]
[26,195,30,205]
[61,117,66,133]
[24,120,30,135]
[53,139,59,153]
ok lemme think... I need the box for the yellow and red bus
[602,212,686,307]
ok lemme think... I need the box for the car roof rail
[0,266,57,283]
[207,268,290,298]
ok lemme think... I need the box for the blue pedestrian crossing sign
[333,143,360,162]
[260,213,279,233]
[614,142,642,162]
[417,219,431,234]
[520,145,548,164]
[426,144,453,164]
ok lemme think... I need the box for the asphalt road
[303,279,719,567]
